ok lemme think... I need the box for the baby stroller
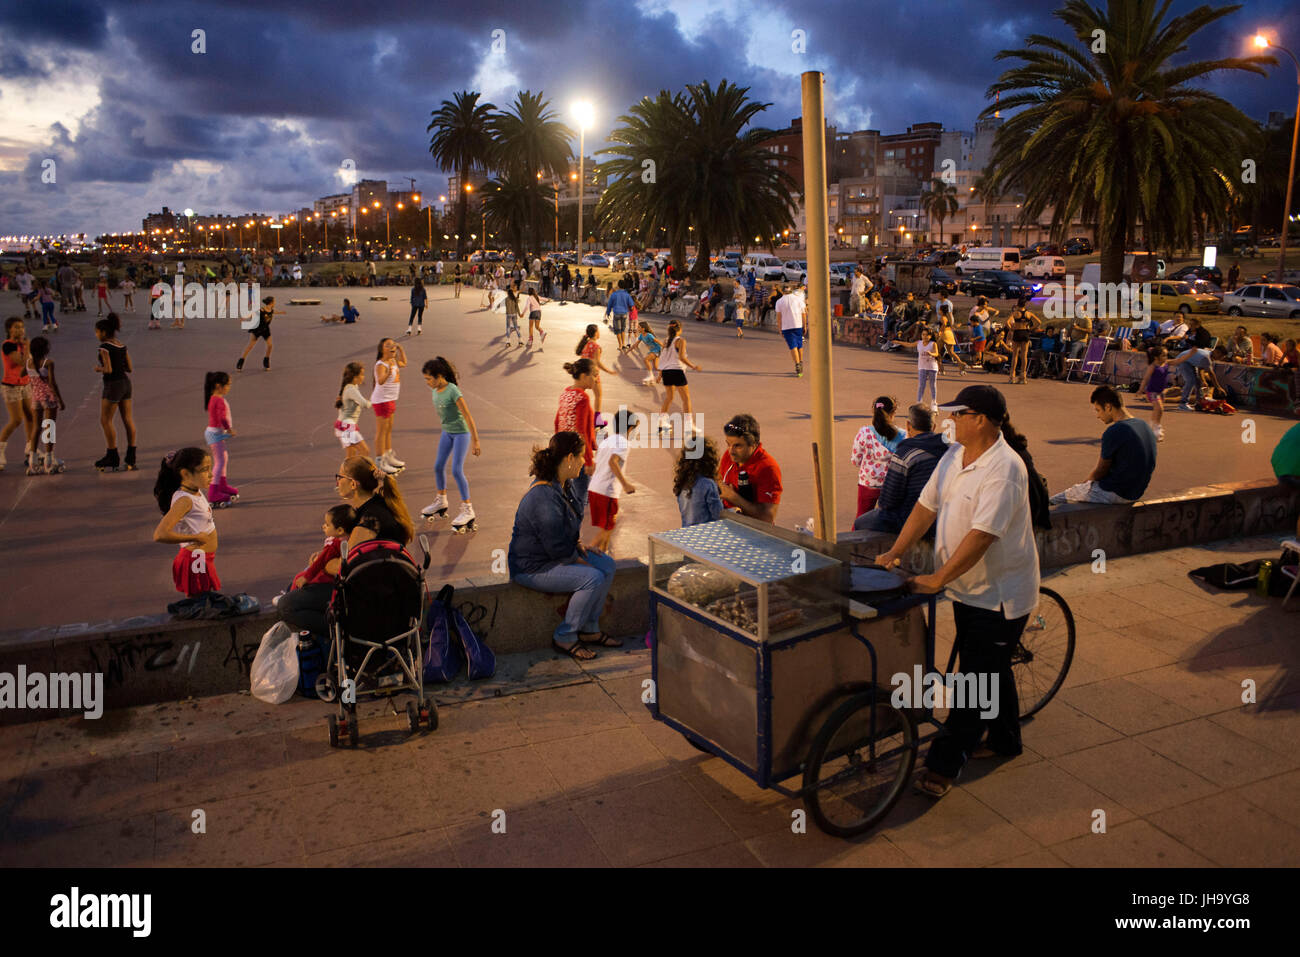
[316,534,438,747]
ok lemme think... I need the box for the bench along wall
[2,479,1295,722]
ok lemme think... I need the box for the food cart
[647,514,935,836]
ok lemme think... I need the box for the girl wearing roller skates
[93,316,137,471]
[576,324,616,426]
[236,296,282,371]
[334,361,373,459]
[203,371,239,506]
[27,336,66,473]
[419,356,482,532]
[1,317,37,473]
[371,337,407,474]
[153,447,220,597]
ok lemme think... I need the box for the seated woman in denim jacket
[508,431,621,660]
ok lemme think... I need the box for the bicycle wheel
[802,689,917,838]
[1013,587,1076,719]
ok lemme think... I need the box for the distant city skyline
[1,0,1297,237]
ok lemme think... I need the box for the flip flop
[552,639,597,661]
[578,632,623,647]
[913,770,953,799]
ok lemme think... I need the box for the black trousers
[924,601,1027,778]
[278,582,334,636]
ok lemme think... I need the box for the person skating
[420,357,482,532]
[236,296,282,371]
[203,371,239,506]
[25,336,65,473]
[93,315,137,471]
[370,337,407,474]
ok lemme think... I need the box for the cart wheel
[424,697,439,730]
[1014,587,1076,720]
[348,713,359,748]
[802,688,917,838]
[326,714,339,748]
[315,673,337,703]
[405,700,420,734]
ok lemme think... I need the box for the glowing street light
[1254,32,1300,281]
[573,99,594,261]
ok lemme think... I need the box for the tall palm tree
[922,179,960,245]
[596,80,797,279]
[428,91,496,261]
[982,0,1270,283]
[490,91,573,253]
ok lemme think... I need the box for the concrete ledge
[0,558,661,725]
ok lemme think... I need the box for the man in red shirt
[718,413,782,523]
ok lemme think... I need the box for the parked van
[955,246,1021,275]
[1079,257,1166,285]
[742,254,786,281]
[1024,256,1066,279]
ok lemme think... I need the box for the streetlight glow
[1255,33,1270,48]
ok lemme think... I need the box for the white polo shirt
[776,293,806,331]
[917,434,1040,619]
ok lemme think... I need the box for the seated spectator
[285,505,358,594]
[1183,316,1212,350]
[1261,332,1285,367]
[1157,314,1189,349]
[850,396,903,517]
[508,431,619,660]
[1049,386,1157,504]
[853,404,948,534]
[1224,325,1255,363]
[1283,338,1300,370]
[1272,422,1300,488]
[674,437,724,526]
[982,328,1011,373]
[1064,313,1092,359]
[718,413,782,523]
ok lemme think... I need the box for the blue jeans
[917,369,937,404]
[435,431,472,499]
[1178,352,1211,405]
[513,550,616,643]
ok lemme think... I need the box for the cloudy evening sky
[2,0,1298,237]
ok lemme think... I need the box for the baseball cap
[938,385,1007,423]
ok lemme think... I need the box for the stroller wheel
[327,714,339,748]
[348,715,359,748]
[406,700,420,734]
[315,673,337,702]
[425,697,439,730]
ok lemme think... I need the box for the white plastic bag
[250,622,299,704]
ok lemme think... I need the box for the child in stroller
[317,533,437,747]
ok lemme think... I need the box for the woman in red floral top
[849,395,903,517]
[555,359,598,469]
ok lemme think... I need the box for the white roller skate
[421,493,449,520]
[44,453,66,474]
[451,502,477,534]
[25,451,43,476]
[377,451,405,475]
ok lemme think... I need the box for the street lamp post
[573,100,594,263]
[1256,34,1300,282]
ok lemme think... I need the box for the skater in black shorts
[237,296,283,371]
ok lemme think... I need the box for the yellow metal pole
[800,71,835,544]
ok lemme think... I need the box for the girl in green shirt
[420,356,482,531]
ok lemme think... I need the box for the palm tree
[428,91,496,261]
[490,91,573,253]
[596,80,797,279]
[480,174,553,263]
[982,0,1270,283]
[922,179,960,246]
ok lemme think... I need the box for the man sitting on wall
[1049,386,1157,505]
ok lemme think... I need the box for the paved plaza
[0,539,1295,867]
[0,285,1293,632]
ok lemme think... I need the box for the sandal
[913,770,953,799]
[552,639,597,661]
[578,632,623,647]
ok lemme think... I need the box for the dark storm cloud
[1,0,1298,236]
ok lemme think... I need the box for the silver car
[1221,283,1300,319]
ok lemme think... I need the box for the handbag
[449,603,496,680]
[422,585,464,682]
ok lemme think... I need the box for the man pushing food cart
[875,385,1041,799]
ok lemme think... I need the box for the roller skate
[376,451,404,475]
[26,450,43,476]
[218,477,240,498]
[124,445,137,471]
[43,453,66,474]
[208,481,237,508]
[450,502,477,534]
[421,493,449,520]
[94,448,120,472]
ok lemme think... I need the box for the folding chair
[1282,538,1300,609]
[1113,326,1134,347]
[1063,336,1110,383]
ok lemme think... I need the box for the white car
[580,254,609,267]
[1024,256,1066,279]
[783,260,807,282]
[741,254,786,281]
